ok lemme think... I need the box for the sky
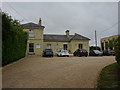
[1,2,118,46]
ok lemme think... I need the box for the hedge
[2,12,28,66]
[114,35,120,65]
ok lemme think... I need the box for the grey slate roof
[44,34,90,42]
[71,34,90,40]
[22,22,45,29]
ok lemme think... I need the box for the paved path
[3,56,115,88]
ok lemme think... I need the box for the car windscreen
[82,49,87,52]
[61,51,68,53]
[93,50,101,53]
[45,50,52,52]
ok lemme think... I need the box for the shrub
[2,12,28,66]
[90,46,101,51]
[114,35,120,65]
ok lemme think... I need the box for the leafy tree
[2,12,28,66]
[90,46,101,51]
[114,35,120,65]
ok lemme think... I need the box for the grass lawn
[97,63,120,88]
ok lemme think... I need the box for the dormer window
[29,30,34,37]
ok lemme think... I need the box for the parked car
[73,49,88,57]
[89,50,103,56]
[103,50,115,56]
[42,49,53,57]
[56,50,69,57]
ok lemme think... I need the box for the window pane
[29,43,34,52]
[79,44,83,49]
[47,44,51,49]
[63,44,67,50]
[29,30,34,37]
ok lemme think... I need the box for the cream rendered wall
[23,28,44,56]
[70,40,89,53]
[43,42,70,55]
[43,40,89,55]
[100,35,118,50]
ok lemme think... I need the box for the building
[100,35,118,50]
[22,19,90,56]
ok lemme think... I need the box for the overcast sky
[2,2,118,46]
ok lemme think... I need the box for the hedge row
[114,35,120,65]
[2,12,28,66]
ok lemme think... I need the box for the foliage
[89,46,101,51]
[108,40,114,50]
[2,12,28,66]
[97,63,120,88]
[114,35,120,65]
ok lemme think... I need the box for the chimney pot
[65,30,70,37]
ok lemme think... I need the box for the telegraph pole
[95,30,97,50]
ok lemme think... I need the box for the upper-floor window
[29,30,34,37]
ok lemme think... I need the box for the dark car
[103,50,115,56]
[89,50,103,56]
[42,49,53,57]
[73,49,88,57]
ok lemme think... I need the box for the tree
[114,35,120,65]
[2,12,28,66]
[90,46,101,51]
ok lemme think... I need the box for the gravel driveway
[3,56,115,88]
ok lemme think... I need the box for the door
[29,43,34,53]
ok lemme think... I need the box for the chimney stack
[74,33,77,35]
[38,18,42,26]
[66,30,69,37]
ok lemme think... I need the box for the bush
[2,12,28,66]
[90,46,101,51]
[114,35,120,65]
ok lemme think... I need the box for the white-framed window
[46,44,51,49]
[78,44,83,49]
[63,44,68,50]
[29,43,34,52]
[29,30,34,37]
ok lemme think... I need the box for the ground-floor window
[101,42,104,50]
[78,44,83,49]
[63,44,68,50]
[46,44,51,49]
[29,43,34,52]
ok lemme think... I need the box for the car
[56,50,69,57]
[73,49,88,57]
[42,49,53,57]
[103,50,115,56]
[89,50,103,56]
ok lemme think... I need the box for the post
[95,30,97,50]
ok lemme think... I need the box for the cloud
[2,2,118,46]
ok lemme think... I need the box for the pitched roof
[44,34,90,42]
[71,34,90,40]
[22,22,45,29]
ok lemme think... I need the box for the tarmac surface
[3,56,115,88]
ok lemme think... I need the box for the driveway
[3,56,115,88]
